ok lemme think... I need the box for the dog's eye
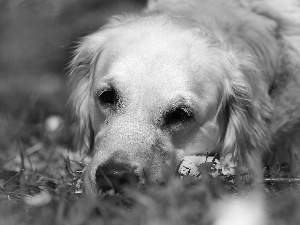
[164,106,193,127]
[98,89,117,106]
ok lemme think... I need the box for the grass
[0,116,300,225]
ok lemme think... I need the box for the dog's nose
[95,163,139,193]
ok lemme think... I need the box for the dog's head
[69,15,271,194]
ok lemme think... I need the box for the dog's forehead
[93,23,226,114]
[94,30,217,92]
[109,45,189,94]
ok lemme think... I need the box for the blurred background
[0,0,147,164]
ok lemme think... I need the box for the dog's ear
[68,16,140,153]
[68,36,101,153]
[222,51,272,168]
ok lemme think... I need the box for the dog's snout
[95,163,139,193]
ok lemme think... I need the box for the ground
[0,1,300,224]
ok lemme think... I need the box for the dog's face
[69,16,271,194]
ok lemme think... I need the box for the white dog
[69,0,300,194]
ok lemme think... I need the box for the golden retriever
[69,0,300,194]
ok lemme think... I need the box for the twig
[26,143,43,155]
[2,143,43,166]
[264,178,300,183]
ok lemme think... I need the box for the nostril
[95,164,139,194]
[119,172,139,186]
[95,166,116,193]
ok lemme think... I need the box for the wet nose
[95,163,139,194]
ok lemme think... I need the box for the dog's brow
[169,95,198,110]
[162,95,207,124]
[161,97,193,118]
[95,77,118,91]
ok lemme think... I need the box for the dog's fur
[69,0,300,194]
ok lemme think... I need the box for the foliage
[0,126,299,225]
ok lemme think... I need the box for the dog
[69,0,300,195]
